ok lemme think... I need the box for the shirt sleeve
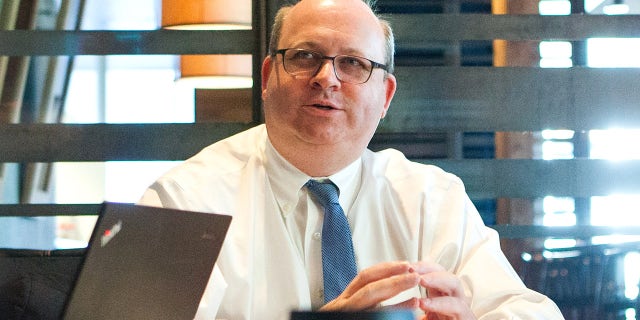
[459,215,563,319]
[421,175,564,319]
[138,178,194,210]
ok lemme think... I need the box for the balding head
[268,0,395,74]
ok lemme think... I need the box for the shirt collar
[264,138,362,215]
[322,157,361,214]
[265,138,313,212]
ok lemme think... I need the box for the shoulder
[156,125,266,187]
[140,125,268,210]
[181,124,264,169]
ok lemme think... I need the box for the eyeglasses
[274,48,389,84]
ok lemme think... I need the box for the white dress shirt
[265,138,363,309]
[138,124,563,320]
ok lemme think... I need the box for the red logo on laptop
[101,220,123,247]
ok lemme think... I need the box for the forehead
[279,0,385,59]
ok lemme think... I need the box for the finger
[420,271,465,298]
[420,296,474,319]
[409,260,446,275]
[343,272,422,310]
[383,296,420,310]
[344,261,414,294]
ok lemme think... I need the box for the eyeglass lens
[282,49,373,84]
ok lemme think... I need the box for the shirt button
[313,232,321,240]
[283,203,292,212]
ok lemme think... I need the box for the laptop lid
[62,202,231,320]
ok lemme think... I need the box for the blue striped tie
[306,179,358,303]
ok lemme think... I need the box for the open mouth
[311,104,335,110]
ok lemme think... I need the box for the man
[139,0,564,319]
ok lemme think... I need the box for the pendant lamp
[161,0,252,89]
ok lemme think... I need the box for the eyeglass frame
[273,48,389,84]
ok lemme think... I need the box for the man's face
[261,0,397,157]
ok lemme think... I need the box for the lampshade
[178,54,253,89]
[162,0,251,30]
[161,0,252,88]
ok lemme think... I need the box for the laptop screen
[62,202,231,320]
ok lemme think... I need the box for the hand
[319,261,424,312]
[318,260,476,320]
[413,260,476,320]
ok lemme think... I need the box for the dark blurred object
[521,242,640,320]
[291,310,415,320]
[0,248,85,320]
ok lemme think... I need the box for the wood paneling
[0,30,255,55]
[1,2,639,242]
[384,67,640,131]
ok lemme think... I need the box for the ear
[381,73,397,118]
[261,55,274,96]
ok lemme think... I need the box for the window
[538,0,640,305]
[52,1,195,248]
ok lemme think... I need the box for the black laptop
[61,202,231,320]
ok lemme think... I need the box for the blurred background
[1,0,639,318]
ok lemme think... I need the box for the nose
[310,59,341,89]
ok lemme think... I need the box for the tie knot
[305,179,340,207]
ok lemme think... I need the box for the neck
[269,135,365,178]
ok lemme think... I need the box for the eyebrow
[286,42,372,59]
[286,41,321,51]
